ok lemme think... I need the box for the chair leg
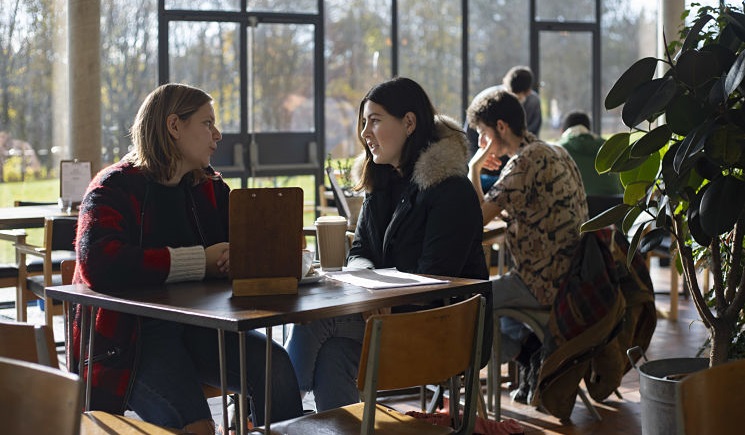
[577,387,602,421]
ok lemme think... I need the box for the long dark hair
[356,77,437,192]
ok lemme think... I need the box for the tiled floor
[0,258,711,434]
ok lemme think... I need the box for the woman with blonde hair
[71,83,303,434]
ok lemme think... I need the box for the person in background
[467,88,587,404]
[556,111,623,197]
[285,76,488,412]
[70,83,303,434]
[465,66,543,191]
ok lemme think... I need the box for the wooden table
[47,274,489,434]
[483,219,507,275]
[0,204,77,230]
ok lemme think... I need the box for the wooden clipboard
[229,187,303,296]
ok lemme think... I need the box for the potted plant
[585,2,745,367]
[582,5,745,432]
[325,154,364,226]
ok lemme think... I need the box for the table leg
[239,331,247,435]
[79,304,89,410]
[86,307,97,411]
[264,326,273,434]
[218,329,229,435]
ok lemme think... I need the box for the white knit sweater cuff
[166,246,206,283]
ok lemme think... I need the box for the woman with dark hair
[71,83,303,434]
[285,76,487,411]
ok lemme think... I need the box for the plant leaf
[673,119,714,173]
[621,151,661,186]
[622,77,678,128]
[694,155,722,180]
[639,227,667,254]
[630,124,672,158]
[722,11,745,51]
[627,222,647,268]
[605,57,660,110]
[622,207,645,234]
[681,14,714,52]
[580,203,632,232]
[623,180,654,205]
[676,50,721,88]
[665,92,708,135]
[661,141,690,200]
[700,175,745,236]
[725,45,745,96]
[610,148,648,173]
[688,184,712,246]
[706,123,745,165]
[596,132,629,174]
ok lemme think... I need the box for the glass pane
[165,0,240,11]
[468,0,530,102]
[399,0,462,121]
[102,0,158,163]
[538,31,592,142]
[536,0,596,22]
[169,21,241,134]
[601,0,658,136]
[249,0,317,13]
[324,0,392,160]
[252,24,315,132]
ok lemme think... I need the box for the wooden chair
[81,410,180,434]
[269,294,486,435]
[675,358,745,434]
[326,166,352,221]
[0,355,82,435]
[0,229,27,290]
[0,319,58,367]
[16,216,77,325]
[491,307,604,422]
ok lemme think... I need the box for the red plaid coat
[67,160,230,414]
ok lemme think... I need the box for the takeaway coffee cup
[315,215,348,271]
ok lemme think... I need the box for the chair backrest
[0,320,58,367]
[0,356,82,435]
[46,216,78,252]
[61,259,76,285]
[676,358,745,434]
[357,294,485,435]
[14,201,57,207]
[326,166,352,219]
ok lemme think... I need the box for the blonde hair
[128,83,213,183]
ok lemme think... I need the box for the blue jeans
[284,314,365,411]
[492,272,545,363]
[128,318,303,429]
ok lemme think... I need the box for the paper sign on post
[59,160,92,206]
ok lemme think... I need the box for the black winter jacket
[348,115,487,280]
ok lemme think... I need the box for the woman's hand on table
[206,242,230,277]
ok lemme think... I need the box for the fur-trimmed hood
[412,114,470,190]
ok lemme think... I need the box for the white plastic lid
[315,215,348,225]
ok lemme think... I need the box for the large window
[324,0,392,159]
[399,0,462,119]
[1,0,686,185]
[468,0,530,105]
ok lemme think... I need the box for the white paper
[60,160,92,203]
[326,268,449,289]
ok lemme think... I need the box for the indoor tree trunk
[709,317,734,366]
